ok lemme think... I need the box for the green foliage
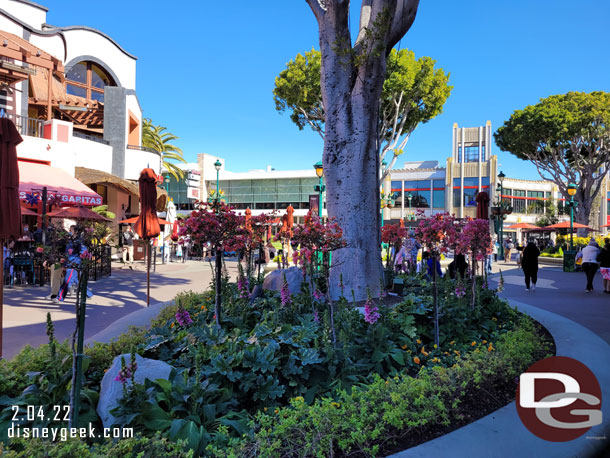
[495,92,610,223]
[112,370,248,456]
[1,433,193,458]
[142,118,186,181]
[215,317,545,457]
[273,48,452,168]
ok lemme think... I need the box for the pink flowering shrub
[381,224,408,268]
[455,218,492,309]
[179,202,248,253]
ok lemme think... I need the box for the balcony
[5,113,43,138]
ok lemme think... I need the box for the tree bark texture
[307,0,419,300]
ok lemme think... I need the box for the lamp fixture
[567,183,577,197]
[313,160,324,178]
[214,159,222,172]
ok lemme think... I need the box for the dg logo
[516,356,603,441]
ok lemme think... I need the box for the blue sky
[43,0,610,180]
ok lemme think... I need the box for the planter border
[387,300,610,458]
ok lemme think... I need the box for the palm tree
[142,118,187,181]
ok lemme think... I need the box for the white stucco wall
[72,136,113,174]
[124,148,161,180]
[60,29,135,89]
[2,1,47,30]
[0,13,26,36]
[17,136,76,176]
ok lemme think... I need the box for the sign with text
[309,194,319,214]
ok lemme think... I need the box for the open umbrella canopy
[506,223,540,230]
[20,206,38,216]
[47,206,112,221]
[544,221,593,230]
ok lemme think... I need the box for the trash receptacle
[563,250,577,272]
[133,239,147,261]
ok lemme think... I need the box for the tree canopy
[273,48,451,177]
[495,91,610,224]
[142,118,186,181]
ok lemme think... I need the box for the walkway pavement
[488,260,610,344]
[1,259,237,359]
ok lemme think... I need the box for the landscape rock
[97,353,173,428]
[262,266,303,295]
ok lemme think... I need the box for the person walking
[577,240,600,293]
[122,226,135,269]
[597,238,610,293]
[521,240,540,292]
[504,238,514,263]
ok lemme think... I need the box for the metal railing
[4,113,44,138]
[127,144,160,156]
[73,131,110,145]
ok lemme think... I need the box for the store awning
[18,160,102,207]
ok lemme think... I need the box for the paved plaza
[2,259,237,359]
[2,256,609,360]
[489,260,610,344]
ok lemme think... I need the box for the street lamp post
[567,183,578,250]
[313,161,325,218]
[407,192,413,220]
[497,171,506,261]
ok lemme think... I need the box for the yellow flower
[432,357,440,363]
[401,344,408,350]
[413,356,421,365]
[200,305,207,311]
[294,396,304,403]
[453,350,460,356]
[492,317,498,321]
[104,368,108,373]
[449,340,455,345]
[170,323,175,328]
[420,346,429,356]
[274,408,279,414]
[330,402,341,408]
[433,344,438,349]
[471,341,477,347]
[264,407,268,412]
[482,340,487,344]
[488,344,494,352]
[443,351,450,356]
[416,339,422,345]
[385,381,390,385]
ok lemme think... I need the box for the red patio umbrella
[171,220,179,241]
[506,223,540,230]
[47,206,112,222]
[245,207,252,232]
[134,169,161,307]
[20,206,38,216]
[0,118,23,358]
[544,221,594,231]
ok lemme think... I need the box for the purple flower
[115,360,137,384]
[313,308,319,323]
[313,289,324,303]
[175,308,193,327]
[455,284,466,298]
[364,297,380,324]
[280,274,292,307]
[238,276,250,299]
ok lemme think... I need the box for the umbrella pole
[146,241,150,306]
[0,238,4,359]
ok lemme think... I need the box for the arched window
[66,61,115,103]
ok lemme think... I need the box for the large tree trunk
[307,0,419,300]
[325,100,384,300]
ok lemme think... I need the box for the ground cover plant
[0,211,553,457]
[0,271,552,457]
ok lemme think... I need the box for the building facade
[194,120,609,239]
[0,0,162,226]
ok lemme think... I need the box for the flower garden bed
[0,271,553,457]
